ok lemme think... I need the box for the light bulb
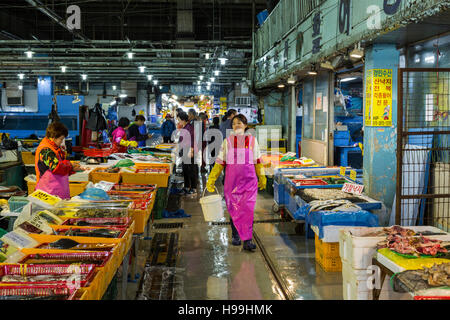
[61,66,67,73]
[65,85,69,90]
[219,58,228,65]
[214,70,220,76]
[153,80,158,85]
[18,85,23,90]
[81,74,87,80]
[127,52,134,59]
[205,53,210,60]
[199,75,204,80]
[210,77,215,82]
[25,50,33,58]
[112,85,117,90]
[18,73,25,79]
[197,86,201,90]
[147,75,153,81]
[139,66,146,73]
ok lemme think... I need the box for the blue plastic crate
[334,130,351,147]
[274,180,286,205]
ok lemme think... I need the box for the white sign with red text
[342,183,364,195]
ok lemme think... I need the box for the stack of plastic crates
[314,234,342,272]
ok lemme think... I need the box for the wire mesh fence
[396,68,450,231]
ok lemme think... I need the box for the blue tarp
[162,209,191,219]
[306,210,379,239]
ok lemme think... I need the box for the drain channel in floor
[210,218,283,226]
[153,222,184,229]
[136,232,181,300]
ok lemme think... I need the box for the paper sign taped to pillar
[365,69,393,127]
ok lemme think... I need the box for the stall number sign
[29,190,61,207]
[365,69,393,127]
[350,170,357,181]
[342,183,364,195]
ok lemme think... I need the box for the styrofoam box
[311,225,349,243]
[339,226,450,270]
[342,260,412,300]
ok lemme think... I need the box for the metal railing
[256,0,325,58]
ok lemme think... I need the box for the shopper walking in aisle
[35,122,85,199]
[207,117,221,171]
[219,109,237,141]
[161,114,176,143]
[199,112,209,173]
[128,115,153,147]
[177,112,199,196]
[206,114,267,251]
[111,117,138,153]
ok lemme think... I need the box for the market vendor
[111,117,138,153]
[34,122,85,199]
[128,115,153,147]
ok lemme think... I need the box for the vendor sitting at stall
[128,115,153,147]
[111,117,138,153]
[34,122,84,199]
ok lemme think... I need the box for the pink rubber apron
[224,134,258,241]
[35,170,71,200]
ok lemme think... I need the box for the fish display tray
[0,263,97,287]
[292,179,328,186]
[52,226,127,239]
[19,252,112,267]
[111,184,157,193]
[0,285,77,300]
[61,217,131,228]
[89,167,121,184]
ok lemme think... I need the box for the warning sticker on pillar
[365,69,393,127]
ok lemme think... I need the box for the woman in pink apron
[34,122,84,199]
[206,114,267,251]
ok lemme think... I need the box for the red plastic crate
[0,264,96,287]
[0,285,77,299]
[19,252,112,268]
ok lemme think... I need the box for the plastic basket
[0,285,76,299]
[0,263,97,287]
[8,196,29,212]
[21,151,35,165]
[89,167,121,184]
[120,167,170,187]
[27,181,88,197]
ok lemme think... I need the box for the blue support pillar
[37,76,53,114]
[363,44,399,225]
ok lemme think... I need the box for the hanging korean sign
[365,69,393,127]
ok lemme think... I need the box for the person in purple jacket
[177,111,198,195]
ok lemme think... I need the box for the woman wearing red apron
[206,114,267,251]
[34,122,83,199]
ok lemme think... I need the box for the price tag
[340,167,346,176]
[2,230,39,249]
[350,170,357,181]
[342,183,364,195]
[28,190,61,208]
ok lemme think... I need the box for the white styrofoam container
[342,260,412,300]
[311,225,349,243]
[339,226,450,270]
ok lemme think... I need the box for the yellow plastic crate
[120,171,169,187]
[314,234,342,272]
[128,200,153,234]
[21,151,35,165]
[89,167,121,184]
[27,181,88,197]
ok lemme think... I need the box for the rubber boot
[243,240,256,251]
[230,219,241,246]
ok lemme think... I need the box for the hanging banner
[365,69,393,127]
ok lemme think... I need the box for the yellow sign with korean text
[365,69,393,127]
[350,170,357,181]
[340,166,346,176]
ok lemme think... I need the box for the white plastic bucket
[199,188,224,222]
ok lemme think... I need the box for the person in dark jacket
[128,115,152,147]
[161,114,176,143]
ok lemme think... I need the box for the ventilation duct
[5,82,24,106]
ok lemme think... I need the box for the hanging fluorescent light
[119,94,127,98]
[202,67,206,73]
[25,50,34,58]
[112,85,117,90]
[207,85,211,90]
[60,66,67,73]
[207,81,211,86]
[218,57,228,65]
[197,86,201,91]
[287,75,296,84]
[205,53,210,60]
[197,81,201,85]
[159,86,162,90]
[308,70,318,76]
[214,70,220,76]
[81,74,87,80]
[210,77,215,82]
[18,85,23,90]
[127,51,134,59]
[18,73,25,79]
[153,80,158,85]
[65,84,69,90]
[340,77,357,83]
[278,84,285,88]
[147,75,153,81]
[349,44,364,59]
[199,75,204,80]
[139,66,146,73]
